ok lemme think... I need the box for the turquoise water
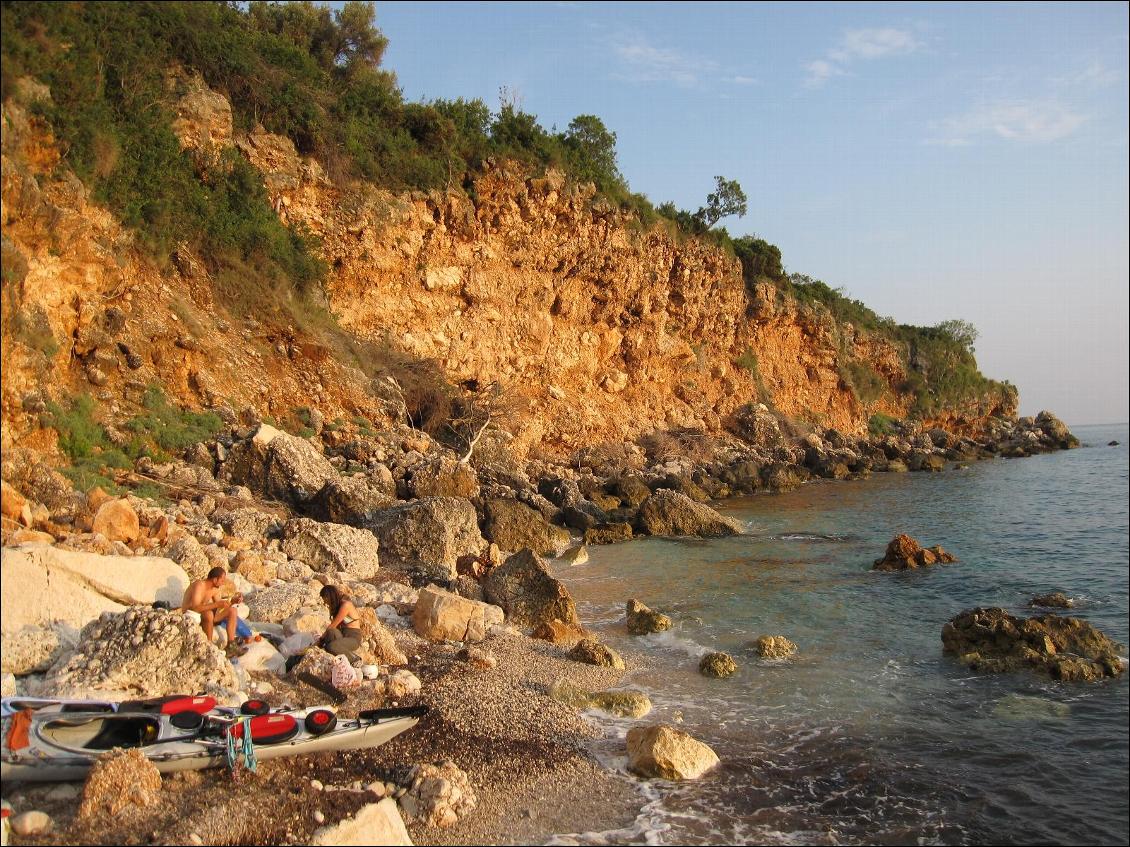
[551,424,1129,846]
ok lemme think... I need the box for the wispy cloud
[929,100,1087,146]
[1052,60,1125,88]
[727,75,759,86]
[612,37,718,87]
[804,27,921,87]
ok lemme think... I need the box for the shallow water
[549,423,1130,846]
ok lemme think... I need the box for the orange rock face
[91,498,140,543]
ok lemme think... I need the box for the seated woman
[318,585,362,665]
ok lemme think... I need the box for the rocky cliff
[1,74,1015,463]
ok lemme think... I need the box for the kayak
[1,695,427,782]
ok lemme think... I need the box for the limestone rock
[699,651,737,678]
[401,761,476,828]
[531,619,590,646]
[44,606,237,698]
[611,475,652,508]
[482,549,580,629]
[873,534,958,571]
[221,424,339,505]
[626,599,672,635]
[1,480,31,526]
[636,490,741,538]
[310,798,412,846]
[308,475,396,527]
[942,607,1124,681]
[559,544,589,565]
[626,724,720,780]
[366,498,484,583]
[568,638,625,670]
[407,455,480,499]
[753,635,798,659]
[281,517,379,579]
[78,748,163,819]
[385,670,422,699]
[232,550,275,585]
[10,811,53,836]
[411,585,503,643]
[483,498,570,557]
[246,583,320,623]
[283,609,330,637]
[165,535,211,580]
[590,689,652,719]
[213,506,281,541]
[0,545,188,634]
[583,522,633,545]
[455,645,497,669]
[1,624,77,675]
[91,499,140,543]
[355,606,408,666]
[289,646,335,681]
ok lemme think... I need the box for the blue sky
[369,2,1128,425]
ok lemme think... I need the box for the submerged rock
[941,607,1124,681]
[992,693,1071,721]
[549,678,652,718]
[559,544,589,566]
[626,599,672,635]
[626,724,720,780]
[873,534,957,571]
[1029,592,1074,609]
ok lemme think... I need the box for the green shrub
[868,413,898,436]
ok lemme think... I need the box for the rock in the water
[1029,592,1074,609]
[559,544,589,566]
[400,761,476,829]
[583,522,633,545]
[91,498,140,543]
[79,748,163,818]
[411,585,503,643]
[753,635,798,659]
[626,599,672,635]
[589,689,652,718]
[626,724,720,780]
[873,534,958,571]
[482,549,580,629]
[1,545,188,634]
[310,798,412,846]
[221,424,338,505]
[483,498,570,556]
[636,490,741,538]
[699,651,737,678]
[366,498,484,583]
[44,606,237,698]
[281,518,379,579]
[568,638,625,669]
[941,607,1124,681]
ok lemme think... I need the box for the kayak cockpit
[39,715,164,751]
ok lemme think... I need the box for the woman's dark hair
[319,585,348,616]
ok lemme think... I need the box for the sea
[547,423,1129,846]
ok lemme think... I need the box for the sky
[367,1,1128,425]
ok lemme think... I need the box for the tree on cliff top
[694,176,748,230]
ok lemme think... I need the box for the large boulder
[164,535,211,580]
[310,798,412,846]
[626,599,672,635]
[873,534,957,571]
[753,635,798,659]
[482,549,579,629]
[549,679,652,718]
[78,748,163,819]
[411,585,503,643]
[245,583,321,623]
[1,545,188,635]
[91,499,140,543]
[482,498,570,556]
[626,725,720,780]
[44,606,238,698]
[2,625,78,676]
[699,652,737,678]
[366,498,485,583]
[280,517,380,579]
[212,506,282,541]
[354,606,408,665]
[221,424,338,505]
[307,475,396,527]
[636,490,742,538]
[406,454,480,499]
[942,607,1124,681]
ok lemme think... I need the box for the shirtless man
[181,566,242,644]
